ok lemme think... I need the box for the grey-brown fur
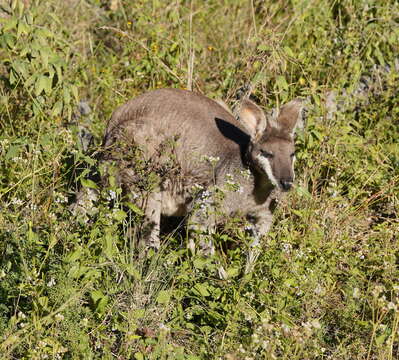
[102,88,304,265]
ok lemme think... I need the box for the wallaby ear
[275,98,305,136]
[238,99,267,140]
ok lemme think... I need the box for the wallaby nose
[280,179,293,191]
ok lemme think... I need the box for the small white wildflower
[159,323,170,332]
[302,321,313,335]
[55,313,64,321]
[353,287,360,299]
[281,324,291,335]
[107,190,117,200]
[191,183,204,191]
[55,193,68,204]
[18,311,26,319]
[314,284,323,295]
[0,138,10,147]
[29,203,37,211]
[19,322,26,328]
[11,198,23,206]
[240,169,251,179]
[130,192,139,200]
[282,243,292,253]
[47,277,56,287]
[261,340,269,350]
[387,302,396,311]
[226,180,237,186]
[379,323,387,331]
[311,319,321,329]
[202,155,220,165]
[244,225,253,232]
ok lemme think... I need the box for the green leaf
[3,33,16,48]
[63,87,71,105]
[156,290,171,304]
[80,178,98,189]
[65,247,83,263]
[35,75,49,96]
[192,283,210,297]
[284,46,294,57]
[295,186,312,199]
[134,353,144,360]
[3,18,17,32]
[276,75,288,91]
[40,48,50,69]
[257,44,270,52]
[124,264,141,280]
[375,332,387,346]
[70,84,79,102]
[113,209,127,222]
[124,202,144,216]
[52,100,63,116]
[11,60,27,79]
[17,20,29,38]
[374,44,385,66]
[5,144,20,160]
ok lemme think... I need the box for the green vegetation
[1,0,398,358]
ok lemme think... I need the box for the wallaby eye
[260,150,274,159]
[290,152,296,158]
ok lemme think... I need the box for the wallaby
[101,88,304,271]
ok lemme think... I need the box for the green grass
[1,0,398,358]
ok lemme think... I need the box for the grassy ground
[0,0,398,359]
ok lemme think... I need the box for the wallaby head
[239,98,304,192]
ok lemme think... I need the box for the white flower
[159,323,170,332]
[353,287,360,298]
[47,277,56,287]
[55,313,64,321]
[11,198,23,206]
[107,190,117,200]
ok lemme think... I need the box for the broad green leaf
[113,209,127,222]
[17,21,29,38]
[35,75,48,96]
[193,283,210,297]
[63,87,71,105]
[156,290,171,304]
[257,44,270,51]
[40,48,50,69]
[52,100,63,116]
[3,33,16,48]
[5,144,20,161]
[124,202,144,216]
[80,178,98,189]
[276,75,288,91]
[134,353,144,360]
[65,247,83,263]
[70,84,79,102]
[3,18,17,32]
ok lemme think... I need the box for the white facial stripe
[255,154,279,187]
